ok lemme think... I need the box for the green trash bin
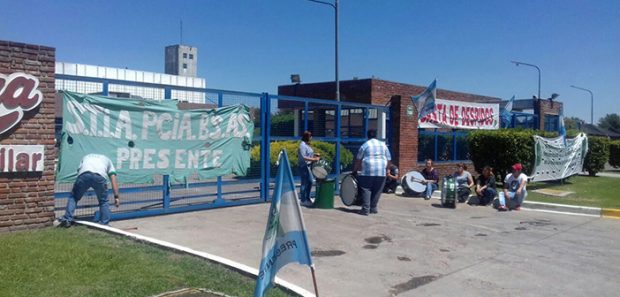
[314,179,335,209]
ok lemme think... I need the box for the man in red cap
[497,163,528,211]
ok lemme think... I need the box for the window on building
[418,129,469,162]
[183,63,187,69]
[183,53,188,59]
[507,112,538,129]
[189,54,194,59]
[544,114,559,132]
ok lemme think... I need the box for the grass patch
[0,227,292,297]
[526,175,620,209]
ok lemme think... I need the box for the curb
[601,208,620,219]
[75,220,314,297]
[522,201,601,217]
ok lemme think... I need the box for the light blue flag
[254,150,314,297]
[500,95,515,127]
[411,79,437,119]
[559,106,567,146]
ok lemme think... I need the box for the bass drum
[401,171,426,196]
[340,174,362,206]
[312,159,332,180]
[441,176,457,209]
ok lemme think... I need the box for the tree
[598,113,620,132]
[564,116,585,130]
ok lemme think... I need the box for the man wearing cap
[58,154,121,226]
[498,163,528,211]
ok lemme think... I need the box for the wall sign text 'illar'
[0,72,45,172]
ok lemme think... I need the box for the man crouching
[497,163,527,211]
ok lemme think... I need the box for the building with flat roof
[55,62,206,102]
[54,62,209,144]
[165,44,198,77]
[279,78,563,176]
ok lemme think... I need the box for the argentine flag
[254,150,314,297]
[559,106,567,146]
[501,95,515,127]
[411,79,437,120]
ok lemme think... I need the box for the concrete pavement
[111,194,620,297]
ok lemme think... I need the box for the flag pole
[310,265,319,297]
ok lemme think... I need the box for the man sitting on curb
[497,163,527,211]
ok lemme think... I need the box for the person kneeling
[383,164,400,193]
[471,166,496,206]
[498,163,528,211]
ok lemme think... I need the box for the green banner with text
[56,91,253,184]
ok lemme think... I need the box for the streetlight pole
[307,0,339,102]
[511,60,541,100]
[570,85,594,125]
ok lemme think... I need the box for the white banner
[531,133,589,182]
[418,98,500,130]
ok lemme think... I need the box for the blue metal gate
[54,74,390,221]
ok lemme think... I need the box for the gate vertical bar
[216,92,224,202]
[304,101,309,132]
[264,93,272,201]
[259,93,267,202]
[102,81,109,96]
[434,129,439,161]
[452,130,457,161]
[335,103,342,192]
[263,93,271,197]
[163,87,172,209]
[162,175,170,209]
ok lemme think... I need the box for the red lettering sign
[0,72,44,135]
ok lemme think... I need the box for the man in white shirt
[498,163,528,211]
[353,130,392,215]
[59,154,120,226]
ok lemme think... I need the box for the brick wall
[278,78,501,105]
[422,162,476,179]
[534,99,563,131]
[388,95,419,174]
[370,79,501,105]
[0,40,56,232]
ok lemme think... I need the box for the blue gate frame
[54,74,390,221]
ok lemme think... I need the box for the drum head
[340,175,358,206]
[312,159,331,180]
[312,166,329,180]
[402,171,426,193]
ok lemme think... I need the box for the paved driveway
[112,195,620,297]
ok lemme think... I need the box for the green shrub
[610,140,620,168]
[584,136,610,176]
[270,111,295,136]
[249,140,354,177]
[468,129,536,179]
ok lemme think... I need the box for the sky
[1,0,618,123]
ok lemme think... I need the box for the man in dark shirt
[383,164,400,193]
[421,159,439,200]
[473,166,496,206]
